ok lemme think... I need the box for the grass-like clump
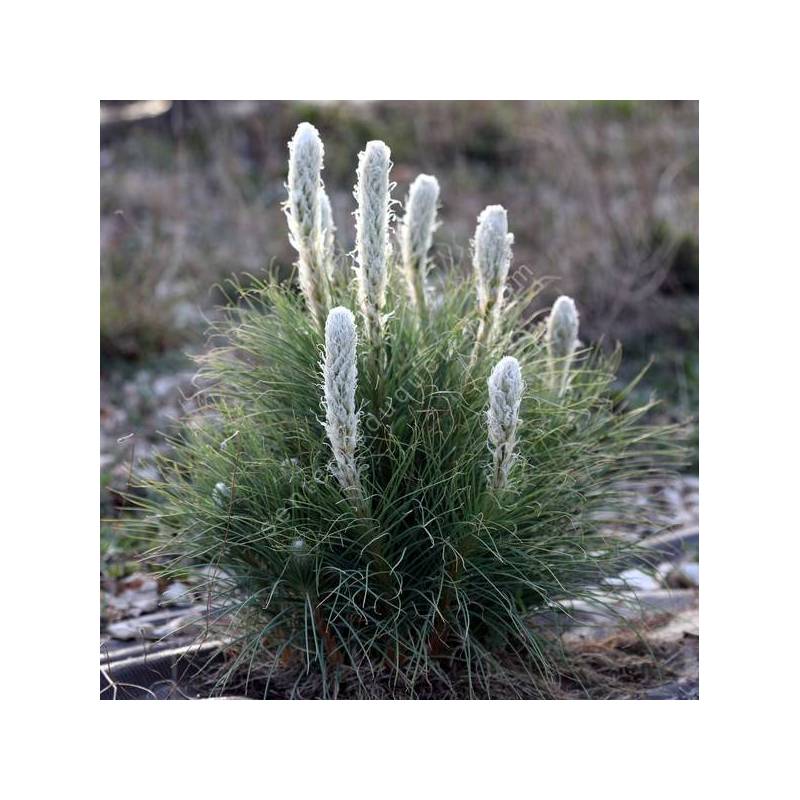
[131,123,682,698]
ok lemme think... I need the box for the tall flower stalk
[354,141,392,373]
[285,122,330,332]
[323,307,362,502]
[487,356,524,490]
[472,205,513,361]
[546,295,579,395]
[399,174,440,322]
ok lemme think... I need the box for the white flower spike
[487,356,524,490]
[547,295,580,395]
[323,307,362,500]
[286,122,330,330]
[400,174,440,319]
[473,205,513,355]
[354,140,392,352]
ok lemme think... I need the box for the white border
[4,1,799,796]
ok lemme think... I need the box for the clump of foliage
[133,123,681,698]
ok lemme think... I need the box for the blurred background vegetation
[100,100,698,547]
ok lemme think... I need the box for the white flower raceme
[354,140,392,350]
[473,205,513,353]
[487,356,524,490]
[319,187,340,286]
[286,122,329,330]
[399,174,440,318]
[546,295,580,395]
[323,306,362,499]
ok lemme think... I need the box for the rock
[106,619,156,639]
[173,300,202,328]
[105,573,160,618]
[632,589,697,614]
[120,572,158,593]
[562,588,696,624]
[666,562,699,589]
[104,606,206,641]
[161,581,193,606]
[153,375,178,399]
[560,590,697,645]
[645,679,699,700]
[655,561,674,586]
[616,568,661,592]
[646,607,699,643]
[198,565,233,584]
[661,486,683,509]
[640,526,699,563]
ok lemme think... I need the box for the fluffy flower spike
[547,295,580,395]
[473,205,513,354]
[323,307,362,500]
[487,356,524,490]
[286,122,330,330]
[354,141,392,351]
[400,174,440,319]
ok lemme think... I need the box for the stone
[105,573,160,618]
[666,562,699,589]
[641,526,699,562]
[645,679,699,700]
[153,375,178,399]
[161,581,193,606]
[106,619,156,640]
[647,607,699,643]
[617,568,661,592]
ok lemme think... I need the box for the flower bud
[473,205,513,353]
[400,174,440,317]
[487,356,523,490]
[323,307,362,498]
[547,295,579,395]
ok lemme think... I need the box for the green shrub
[132,123,682,698]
